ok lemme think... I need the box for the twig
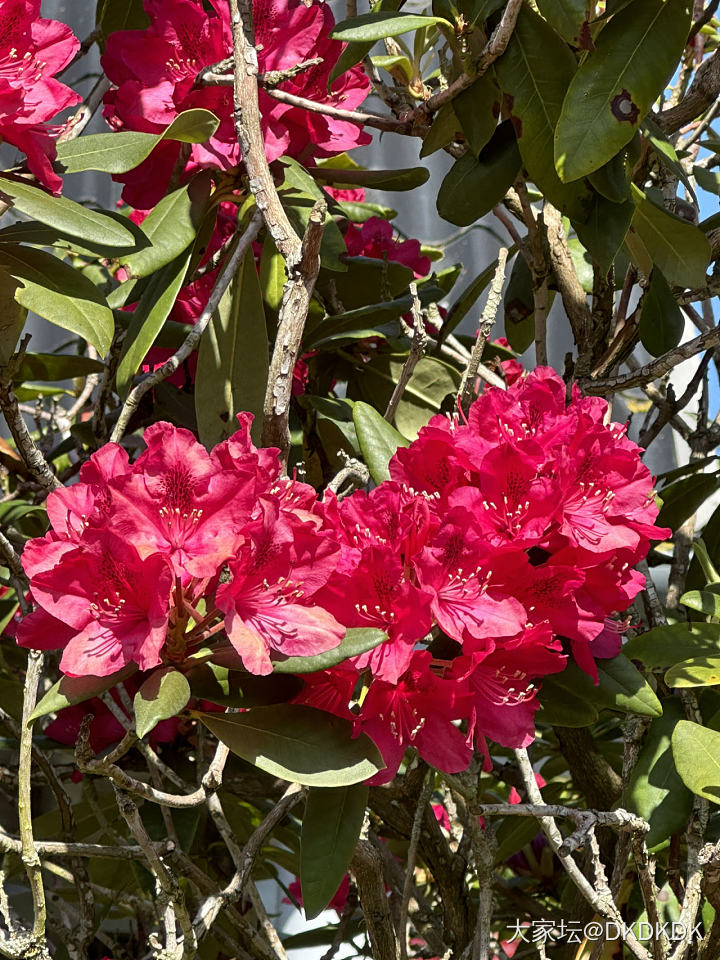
[0,362,60,494]
[398,769,434,960]
[326,454,370,499]
[57,76,112,143]
[351,838,400,960]
[385,283,429,423]
[458,247,508,411]
[110,210,263,443]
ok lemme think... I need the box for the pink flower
[0,0,80,192]
[344,217,431,278]
[285,875,350,915]
[102,0,370,207]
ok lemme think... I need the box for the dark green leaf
[537,674,600,726]
[196,249,269,448]
[681,589,720,619]
[453,72,498,156]
[0,245,114,356]
[575,194,634,273]
[495,6,593,221]
[306,285,445,346]
[196,704,385,786]
[536,0,589,42]
[279,159,347,272]
[330,12,448,41]
[186,662,303,707]
[301,784,368,919]
[96,0,149,46]
[0,268,23,366]
[0,177,138,251]
[56,109,221,175]
[134,668,191,740]
[310,166,430,192]
[639,269,684,357]
[29,665,137,723]
[259,233,286,314]
[437,121,521,226]
[588,151,632,204]
[273,628,388,674]
[643,117,697,205]
[353,401,409,482]
[14,353,104,382]
[555,0,692,181]
[116,249,192,398]
[336,200,398,222]
[420,103,460,158]
[503,254,535,353]
[672,720,720,804]
[657,472,720,531]
[624,622,720,669]
[597,653,662,716]
[627,699,694,847]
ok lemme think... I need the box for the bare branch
[385,283,429,423]
[458,247,509,411]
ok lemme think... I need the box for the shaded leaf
[437,121,521,226]
[196,249,269,448]
[279,158,347,272]
[681,589,720,619]
[0,268,23,366]
[575,194,634,273]
[503,254,535,353]
[665,657,720,688]
[353,401,409,483]
[311,166,430,192]
[420,103,460,158]
[273,628,388,674]
[134,668,191,739]
[14,353,104,382]
[453,72,498,156]
[301,784,368,919]
[195,704,385,786]
[657,472,720,531]
[29,665,137,723]
[639,269,684,357]
[623,622,720,669]
[121,184,203,278]
[96,0,149,46]
[628,185,710,288]
[186,662,303,707]
[536,0,589,42]
[555,0,692,182]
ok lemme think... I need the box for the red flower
[344,216,431,278]
[101,0,370,207]
[0,0,80,192]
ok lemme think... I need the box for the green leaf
[259,233,286,314]
[503,254,535,353]
[437,121,521,226]
[623,622,720,669]
[575,194,634,273]
[681,589,720,619]
[555,0,692,182]
[494,5,593,221]
[0,245,114,356]
[56,109,221,175]
[588,151,633,204]
[319,256,415,313]
[0,177,137,251]
[196,249,269,448]
[672,720,720,804]
[29,665,137,723]
[134,668,191,739]
[310,166,430,192]
[657,472,720,531]
[336,201,398,223]
[537,674,600,726]
[643,117,698,206]
[330,12,449,41]
[665,657,720,688]
[420,103,460,158]
[121,184,203,278]
[353,400,410,483]
[115,249,192,398]
[628,185,711,288]
[0,268,24,366]
[273,628,388,674]
[186,662,303,707]
[639,269,684,357]
[13,353,104,382]
[301,785,368,919]
[627,699,694,847]
[196,704,385,786]
[536,0,589,42]
[453,72,498,156]
[279,159,347,272]
[96,0,149,46]
[598,654,663,716]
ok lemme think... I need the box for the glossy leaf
[628,186,711,289]
[681,589,720,619]
[195,704,385,786]
[495,5,592,221]
[186,662,303,707]
[639,269,684,357]
[575,194,634,273]
[311,165,430,192]
[623,622,720,669]
[330,12,448,41]
[657,472,720,531]
[0,245,114,356]
[539,654,661,722]
[627,699,694,847]
[665,657,720,688]
[56,109,221,174]
[420,103,460,158]
[555,0,692,181]
[437,121,521,226]
[14,353,105,383]
[536,0,589,42]
[196,249,269,448]
[301,785,368,919]
[134,668,191,740]
[29,665,137,723]
[120,185,201,278]
[273,628,388,674]
[116,249,192,398]
[353,400,409,483]
[453,72,498,156]
[672,720,720,804]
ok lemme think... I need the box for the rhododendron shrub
[1,0,719,957]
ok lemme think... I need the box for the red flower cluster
[18,369,667,782]
[297,368,669,780]
[0,0,80,192]
[101,0,371,208]
[17,416,344,678]
[344,217,432,279]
